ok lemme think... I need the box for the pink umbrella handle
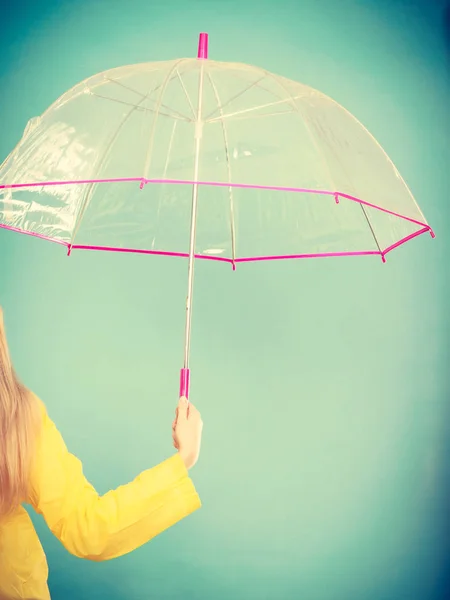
[179,368,190,399]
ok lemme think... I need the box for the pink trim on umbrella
[0,222,68,246]
[0,222,433,264]
[0,177,434,264]
[382,226,431,257]
[72,244,384,262]
[0,176,432,230]
[70,243,232,263]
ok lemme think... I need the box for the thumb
[177,396,188,420]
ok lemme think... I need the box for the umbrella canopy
[0,33,434,396]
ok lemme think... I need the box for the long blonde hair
[0,308,41,517]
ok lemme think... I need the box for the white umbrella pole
[179,33,208,399]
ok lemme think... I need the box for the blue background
[1,1,449,598]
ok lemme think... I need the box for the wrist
[178,449,192,470]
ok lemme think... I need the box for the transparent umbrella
[0,33,434,397]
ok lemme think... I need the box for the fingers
[177,396,189,421]
[188,404,198,416]
[172,415,178,448]
[176,398,200,420]
[186,403,202,424]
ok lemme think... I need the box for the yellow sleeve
[28,401,201,561]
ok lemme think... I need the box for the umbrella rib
[295,110,383,253]
[358,204,383,255]
[204,74,267,120]
[207,71,237,265]
[231,70,294,103]
[259,68,340,193]
[90,93,191,121]
[68,78,172,250]
[154,120,179,227]
[104,77,193,121]
[143,59,187,181]
[163,121,178,177]
[251,69,389,257]
[225,110,296,121]
[326,95,428,223]
[254,67,385,254]
[176,69,197,120]
[207,98,300,123]
[265,77,384,255]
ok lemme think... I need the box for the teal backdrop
[1,0,449,598]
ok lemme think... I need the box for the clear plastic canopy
[0,56,432,264]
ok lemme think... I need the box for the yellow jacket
[0,399,201,600]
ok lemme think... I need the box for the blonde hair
[0,308,41,517]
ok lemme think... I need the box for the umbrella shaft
[182,64,205,389]
[183,181,199,370]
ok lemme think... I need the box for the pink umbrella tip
[198,33,208,59]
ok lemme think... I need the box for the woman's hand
[172,397,203,470]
